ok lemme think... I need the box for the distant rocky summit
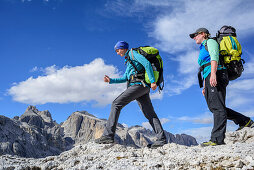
[0,106,197,158]
[0,106,69,158]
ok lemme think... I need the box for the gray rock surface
[0,106,197,159]
[1,128,254,169]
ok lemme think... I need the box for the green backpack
[127,46,164,91]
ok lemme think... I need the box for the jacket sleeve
[109,69,128,84]
[207,39,219,62]
[131,50,155,83]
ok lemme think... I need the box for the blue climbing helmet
[114,41,129,51]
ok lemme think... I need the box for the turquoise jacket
[198,39,224,79]
[109,49,155,86]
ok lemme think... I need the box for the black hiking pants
[103,84,167,142]
[204,69,250,144]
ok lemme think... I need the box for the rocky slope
[0,106,197,158]
[1,127,254,169]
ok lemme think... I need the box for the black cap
[189,28,210,38]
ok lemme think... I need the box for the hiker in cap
[190,28,254,147]
[95,41,167,148]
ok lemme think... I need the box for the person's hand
[104,75,110,83]
[151,82,157,90]
[202,88,205,96]
[210,73,217,87]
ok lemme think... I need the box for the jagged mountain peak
[25,105,39,113]
[19,106,54,127]
[74,110,97,118]
[0,107,198,159]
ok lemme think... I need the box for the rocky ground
[1,127,254,170]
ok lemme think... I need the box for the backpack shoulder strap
[204,41,208,52]
[204,38,213,52]
[130,49,135,60]
[126,50,139,73]
[229,36,238,50]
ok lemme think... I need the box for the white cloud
[245,62,254,75]
[133,0,177,7]
[175,51,199,75]
[243,51,254,75]
[165,74,197,96]
[227,78,254,109]
[160,118,170,125]
[142,122,152,130]
[30,65,59,75]
[9,58,165,106]
[243,111,254,118]
[157,51,199,96]
[8,58,126,106]
[44,65,57,75]
[181,122,241,143]
[228,79,254,91]
[30,66,39,72]
[182,126,212,144]
[104,0,177,18]
[150,91,163,100]
[224,56,254,111]
[178,112,213,124]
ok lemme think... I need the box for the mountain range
[0,106,197,158]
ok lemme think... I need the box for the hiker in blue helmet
[190,28,254,147]
[95,41,167,148]
[114,41,129,51]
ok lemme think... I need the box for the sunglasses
[194,32,203,38]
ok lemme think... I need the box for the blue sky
[1,0,254,143]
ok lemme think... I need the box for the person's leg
[204,71,227,145]
[218,70,252,129]
[102,85,150,137]
[226,107,250,126]
[136,92,167,148]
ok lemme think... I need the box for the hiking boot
[237,119,254,131]
[147,140,167,149]
[94,135,114,144]
[200,141,225,147]
[200,141,217,147]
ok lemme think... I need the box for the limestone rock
[0,106,197,159]
[61,111,198,147]
[0,107,69,158]
[61,111,105,144]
